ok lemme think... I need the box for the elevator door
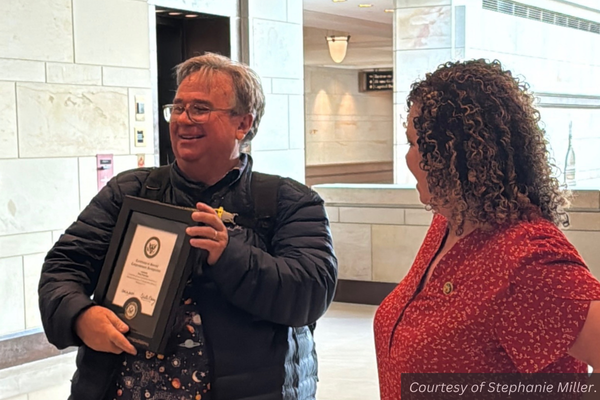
[155,11,231,166]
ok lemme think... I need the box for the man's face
[169,71,249,166]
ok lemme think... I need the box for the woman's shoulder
[497,217,587,276]
[501,217,571,248]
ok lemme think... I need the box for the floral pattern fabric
[374,214,600,400]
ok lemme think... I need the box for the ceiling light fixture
[384,9,394,13]
[185,14,198,18]
[326,35,350,63]
[332,0,347,2]
[168,12,182,16]
[358,4,373,7]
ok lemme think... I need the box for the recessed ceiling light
[358,4,373,8]
[384,9,394,13]
[332,0,347,2]
[185,14,198,18]
[168,12,182,16]
[155,9,167,13]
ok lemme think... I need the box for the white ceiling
[302,0,394,68]
[303,0,394,24]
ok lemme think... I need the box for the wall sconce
[326,35,350,63]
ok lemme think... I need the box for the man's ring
[213,229,218,240]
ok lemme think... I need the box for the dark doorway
[155,9,231,166]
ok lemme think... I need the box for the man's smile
[179,133,205,140]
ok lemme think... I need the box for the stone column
[242,0,306,183]
[393,0,464,184]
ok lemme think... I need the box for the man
[39,53,338,400]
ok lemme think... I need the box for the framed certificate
[94,195,197,354]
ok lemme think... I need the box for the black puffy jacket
[39,155,338,400]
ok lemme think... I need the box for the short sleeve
[495,228,600,373]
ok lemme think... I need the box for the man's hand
[74,305,137,355]
[187,202,229,265]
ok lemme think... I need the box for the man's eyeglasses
[162,104,235,124]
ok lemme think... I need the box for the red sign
[96,154,114,192]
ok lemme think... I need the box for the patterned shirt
[374,213,600,400]
[107,282,211,400]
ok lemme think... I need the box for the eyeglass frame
[162,103,237,124]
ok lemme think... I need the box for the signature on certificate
[141,293,157,306]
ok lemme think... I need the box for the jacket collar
[170,153,251,204]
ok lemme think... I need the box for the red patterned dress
[374,213,600,399]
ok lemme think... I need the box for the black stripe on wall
[333,279,398,306]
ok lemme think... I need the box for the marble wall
[316,185,600,284]
[0,0,157,340]
[304,66,394,166]
[466,1,600,188]
[392,0,600,188]
[392,0,454,185]
[245,0,306,183]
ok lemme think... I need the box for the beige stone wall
[315,185,600,283]
[246,0,306,182]
[392,0,600,186]
[466,0,600,187]
[0,0,158,338]
[392,0,454,184]
[304,66,393,166]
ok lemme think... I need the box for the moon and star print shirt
[374,213,600,400]
[107,281,211,400]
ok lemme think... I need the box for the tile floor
[4,302,380,400]
[315,302,380,400]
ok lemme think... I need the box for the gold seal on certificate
[94,196,197,354]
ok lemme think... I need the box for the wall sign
[96,154,114,192]
[359,70,393,92]
[135,127,146,147]
[135,96,145,121]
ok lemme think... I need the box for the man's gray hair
[175,53,266,149]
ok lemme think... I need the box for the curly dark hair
[407,59,569,234]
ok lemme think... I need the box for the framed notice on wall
[94,196,198,354]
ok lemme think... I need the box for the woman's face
[405,104,432,205]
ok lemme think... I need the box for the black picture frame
[94,195,197,354]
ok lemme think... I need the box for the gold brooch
[443,282,453,295]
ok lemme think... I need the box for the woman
[374,59,600,399]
